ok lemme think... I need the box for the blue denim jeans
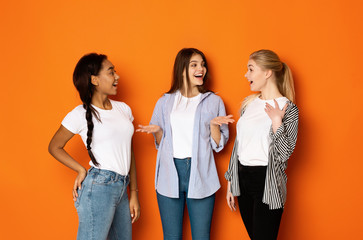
[157,158,215,240]
[75,167,132,240]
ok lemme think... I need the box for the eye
[190,63,197,67]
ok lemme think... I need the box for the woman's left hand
[265,99,288,132]
[265,100,287,121]
[210,115,235,126]
[129,192,140,223]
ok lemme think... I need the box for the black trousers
[237,162,283,240]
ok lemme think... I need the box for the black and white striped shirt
[225,101,299,210]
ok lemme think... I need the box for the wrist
[271,118,282,126]
[130,189,139,196]
[77,167,87,175]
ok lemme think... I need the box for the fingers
[136,124,149,133]
[229,194,236,211]
[211,115,235,126]
[136,124,160,134]
[265,103,273,111]
[282,103,288,113]
[226,196,232,211]
[274,99,279,108]
[226,192,236,211]
[72,188,77,202]
[230,198,236,211]
[130,208,135,223]
[130,205,140,223]
[73,181,79,201]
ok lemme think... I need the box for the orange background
[1,0,362,239]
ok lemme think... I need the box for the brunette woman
[48,53,140,240]
[137,48,234,240]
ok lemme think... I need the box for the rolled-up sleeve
[150,97,165,150]
[210,97,229,152]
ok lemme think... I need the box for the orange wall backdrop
[1,0,362,239]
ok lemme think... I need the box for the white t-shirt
[237,96,288,166]
[62,100,134,175]
[170,91,201,158]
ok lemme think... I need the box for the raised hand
[136,124,162,134]
[210,115,235,126]
[265,99,288,133]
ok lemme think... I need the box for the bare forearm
[210,124,221,146]
[129,149,138,192]
[154,129,163,146]
[49,146,86,174]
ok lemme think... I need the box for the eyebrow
[108,66,115,70]
[189,60,204,63]
[247,64,254,68]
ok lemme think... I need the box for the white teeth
[195,74,203,77]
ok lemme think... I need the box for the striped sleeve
[224,108,246,197]
[263,102,299,209]
[224,139,240,196]
[269,103,299,163]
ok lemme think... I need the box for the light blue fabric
[75,167,132,240]
[150,92,229,199]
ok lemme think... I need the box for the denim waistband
[174,157,191,161]
[88,167,129,182]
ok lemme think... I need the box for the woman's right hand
[73,169,87,201]
[226,191,236,211]
[226,181,236,211]
[136,124,161,134]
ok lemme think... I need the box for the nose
[115,73,120,80]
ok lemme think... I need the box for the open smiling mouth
[194,74,203,78]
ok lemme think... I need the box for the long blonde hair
[241,49,295,111]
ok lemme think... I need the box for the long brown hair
[167,48,210,95]
[73,53,107,166]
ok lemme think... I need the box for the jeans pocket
[92,171,113,185]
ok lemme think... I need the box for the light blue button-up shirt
[150,92,229,199]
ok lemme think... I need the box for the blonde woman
[225,50,299,240]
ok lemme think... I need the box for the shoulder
[286,101,299,113]
[284,101,299,121]
[111,99,131,110]
[67,104,85,117]
[62,105,85,132]
[203,92,224,103]
[156,93,174,105]
[110,99,133,116]
[73,104,85,111]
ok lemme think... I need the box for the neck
[91,93,112,110]
[260,81,283,100]
[180,86,200,98]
